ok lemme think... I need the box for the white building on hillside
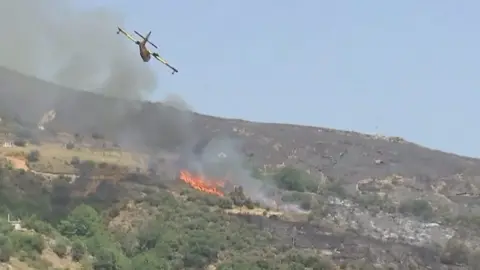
[7,214,22,231]
[2,141,13,148]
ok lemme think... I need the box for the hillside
[0,66,479,269]
[1,66,479,199]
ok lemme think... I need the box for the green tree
[93,248,120,270]
[0,218,13,234]
[183,232,221,268]
[131,252,170,270]
[58,204,101,237]
[23,215,53,235]
[9,231,45,254]
[273,166,317,192]
[0,234,13,262]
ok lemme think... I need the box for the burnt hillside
[0,66,479,186]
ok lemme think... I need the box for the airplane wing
[117,27,138,43]
[150,50,179,74]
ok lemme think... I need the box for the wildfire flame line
[179,170,225,197]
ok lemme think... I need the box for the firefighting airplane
[117,26,178,74]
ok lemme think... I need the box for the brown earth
[5,156,28,171]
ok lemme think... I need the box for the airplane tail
[134,30,157,48]
[144,31,152,42]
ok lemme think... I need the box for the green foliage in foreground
[2,159,477,269]
[0,165,335,269]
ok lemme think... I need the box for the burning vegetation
[179,170,225,197]
[179,169,264,213]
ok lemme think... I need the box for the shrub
[218,198,233,209]
[299,199,312,211]
[71,240,85,262]
[398,199,433,220]
[440,238,469,265]
[23,216,53,235]
[53,241,67,258]
[27,150,40,162]
[65,142,75,150]
[244,198,255,209]
[13,139,26,147]
[0,219,13,235]
[98,162,108,169]
[0,234,13,262]
[10,231,45,254]
[70,156,80,166]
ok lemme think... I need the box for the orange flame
[179,170,225,196]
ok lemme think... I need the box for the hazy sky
[82,1,479,157]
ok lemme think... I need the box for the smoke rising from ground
[184,137,264,195]
[0,0,157,100]
[191,137,303,212]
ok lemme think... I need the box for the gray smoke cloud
[0,0,199,165]
[0,0,157,100]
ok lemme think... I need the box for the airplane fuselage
[139,44,151,62]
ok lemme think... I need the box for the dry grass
[0,143,146,174]
[225,206,283,217]
[29,157,76,174]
